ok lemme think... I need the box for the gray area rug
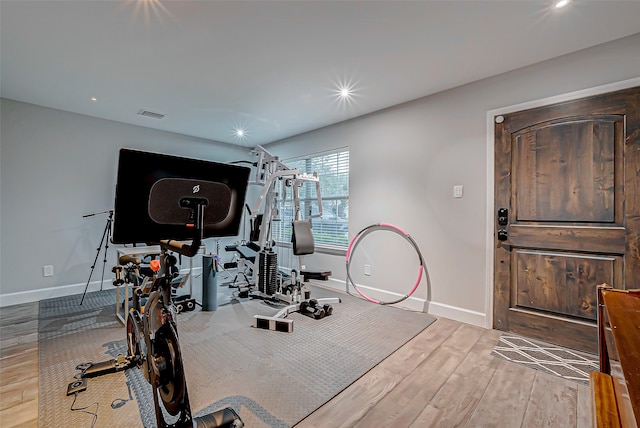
[39,284,435,427]
[491,334,599,385]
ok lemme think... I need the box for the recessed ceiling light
[336,84,355,100]
[232,126,248,142]
[339,87,352,99]
[331,75,360,110]
[90,97,97,102]
[555,0,570,9]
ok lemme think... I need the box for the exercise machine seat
[292,220,314,255]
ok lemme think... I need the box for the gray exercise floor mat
[39,285,435,427]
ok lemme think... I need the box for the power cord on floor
[70,391,98,428]
[111,381,133,409]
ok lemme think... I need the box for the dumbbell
[322,303,333,316]
[174,300,195,313]
[112,266,124,286]
[299,299,325,319]
[308,299,333,316]
[173,296,196,313]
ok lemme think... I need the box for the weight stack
[258,250,277,295]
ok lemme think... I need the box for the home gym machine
[76,179,243,428]
[226,146,340,332]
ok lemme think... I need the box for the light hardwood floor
[0,301,591,427]
[0,302,39,428]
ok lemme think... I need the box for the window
[273,149,349,249]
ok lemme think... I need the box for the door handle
[497,208,508,241]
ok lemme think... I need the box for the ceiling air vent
[137,109,165,119]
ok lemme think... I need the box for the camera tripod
[80,210,113,305]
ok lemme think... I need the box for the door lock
[497,208,508,241]
[497,208,508,226]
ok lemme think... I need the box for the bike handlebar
[159,238,202,258]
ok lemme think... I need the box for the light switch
[453,185,463,198]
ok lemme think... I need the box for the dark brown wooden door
[493,86,640,353]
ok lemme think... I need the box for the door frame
[484,77,640,329]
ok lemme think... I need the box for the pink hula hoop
[345,223,425,305]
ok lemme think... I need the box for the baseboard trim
[0,266,204,308]
[427,301,486,328]
[313,278,486,326]
[0,280,108,307]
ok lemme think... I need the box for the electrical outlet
[364,264,371,276]
[453,185,464,198]
[43,265,54,277]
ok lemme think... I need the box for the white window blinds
[272,149,349,248]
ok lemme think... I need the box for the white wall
[0,100,252,305]
[265,33,640,326]
[2,33,639,321]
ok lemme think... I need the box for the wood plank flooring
[296,316,592,427]
[0,301,592,427]
[0,302,39,428]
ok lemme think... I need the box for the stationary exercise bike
[79,194,243,428]
[129,196,243,428]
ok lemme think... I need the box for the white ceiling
[2,1,640,147]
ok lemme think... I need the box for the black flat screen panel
[112,148,250,244]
